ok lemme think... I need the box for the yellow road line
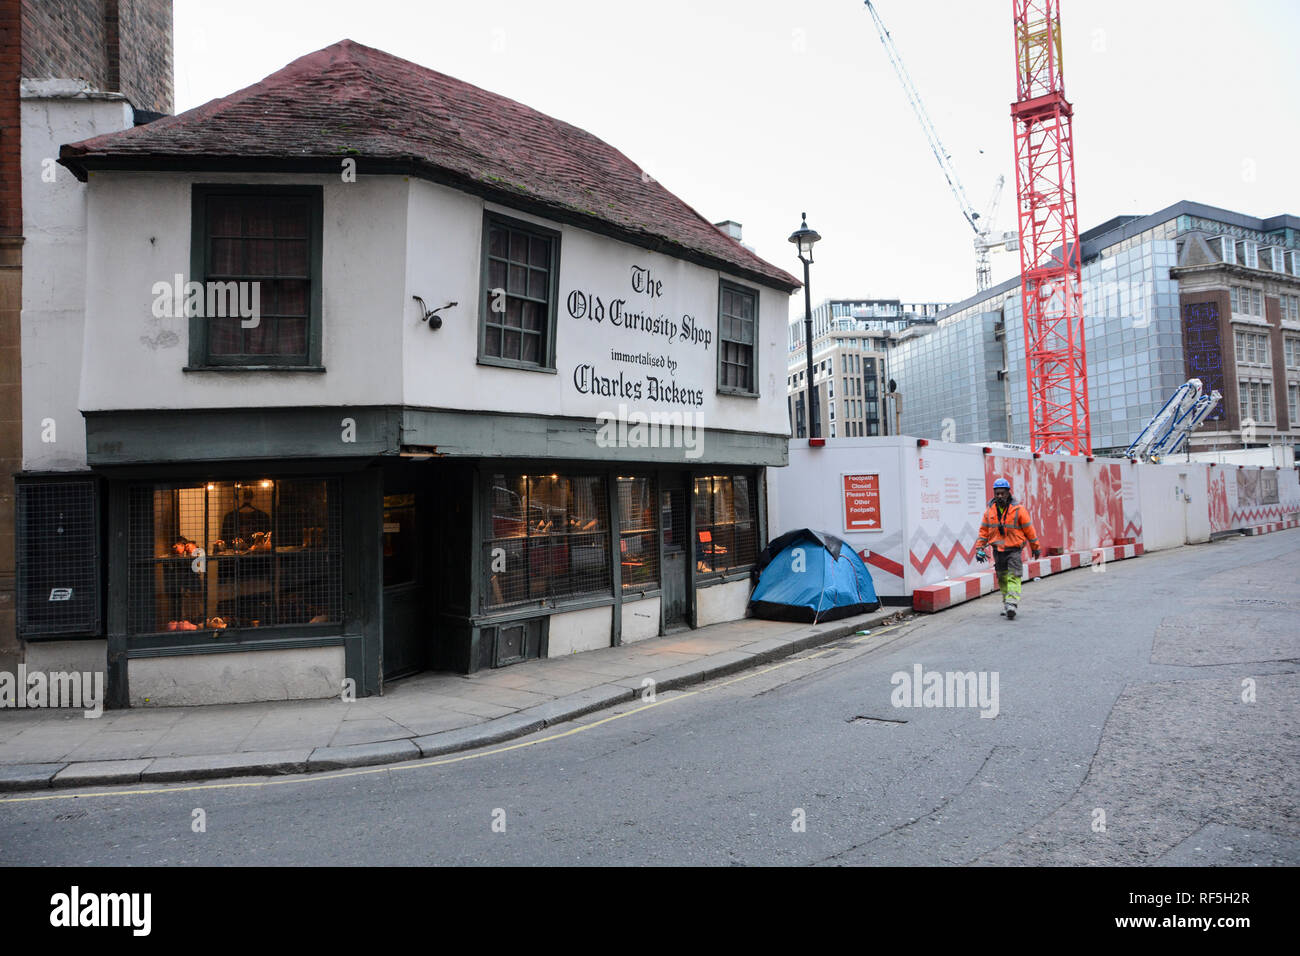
[0,624,903,805]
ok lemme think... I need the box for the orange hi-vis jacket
[975,498,1040,552]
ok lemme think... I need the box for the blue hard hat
[993,478,1011,490]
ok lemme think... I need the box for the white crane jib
[864,0,1013,291]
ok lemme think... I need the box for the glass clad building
[891,202,1297,454]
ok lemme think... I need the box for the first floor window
[1285,337,1300,370]
[485,473,610,608]
[1230,286,1263,317]
[1234,329,1269,365]
[1282,295,1300,323]
[1238,380,1274,425]
[191,186,321,367]
[718,281,759,395]
[693,474,757,576]
[128,478,342,634]
[1289,383,1299,426]
[480,214,559,369]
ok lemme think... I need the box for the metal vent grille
[16,479,101,637]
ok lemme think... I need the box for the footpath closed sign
[843,474,881,532]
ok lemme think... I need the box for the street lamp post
[788,213,822,443]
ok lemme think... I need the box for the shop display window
[128,479,342,634]
[616,476,659,591]
[693,474,757,575]
[485,474,610,608]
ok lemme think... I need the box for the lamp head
[787,212,821,263]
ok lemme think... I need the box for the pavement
[0,606,903,792]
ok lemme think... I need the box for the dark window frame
[481,469,612,613]
[717,279,760,397]
[692,472,759,580]
[126,476,344,639]
[187,184,324,370]
[477,211,562,372]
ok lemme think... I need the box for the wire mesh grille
[693,474,757,575]
[128,478,342,634]
[16,480,101,637]
[484,473,611,609]
[617,475,658,590]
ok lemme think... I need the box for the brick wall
[1,0,21,236]
[1,0,20,658]
[20,0,172,114]
[1180,291,1236,435]
[20,0,106,89]
[118,0,172,114]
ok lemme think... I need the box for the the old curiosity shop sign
[566,264,713,410]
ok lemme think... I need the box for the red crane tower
[1011,1,1091,455]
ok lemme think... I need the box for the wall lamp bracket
[413,296,457,330]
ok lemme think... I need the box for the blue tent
[749,528,879,623]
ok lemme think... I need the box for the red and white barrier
[1084,542,1143,565]
[913,543,1146,613]
[1021,551,1083,579]
[1243,514,1300,536]
[912,571,996,612]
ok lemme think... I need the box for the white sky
[174,0,1300,318]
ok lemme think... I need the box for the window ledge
[716,387,759,399]
[476,356,557,374]
[477,593,615,623]
[183,365,326,373]
[696,568,754,586]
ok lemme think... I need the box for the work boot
[1005,601,1017,620]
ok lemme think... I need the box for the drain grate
[1234,599,1289,608]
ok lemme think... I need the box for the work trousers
[993,548,1023,608]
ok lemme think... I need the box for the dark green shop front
[83,406,783,704]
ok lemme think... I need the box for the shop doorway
[381,486,426,681]
[660,479,690,630]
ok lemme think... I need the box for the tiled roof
[60,39,799,292]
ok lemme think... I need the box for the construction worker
[974,477,1041,620]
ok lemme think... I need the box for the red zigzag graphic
[910,540,977,574]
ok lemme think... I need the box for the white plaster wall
[1185,463,1212,543]
[400,185,792,436]
[128,646,344,706]
[695,578,751,627]
[75,167,791,446]
[22,639,107,676]
[21,94,133,469]
[79,172,408,411]
[620,595,661,643]
[547,604,612,658]
[1137,463,1204,550]
[772,438,912,598]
